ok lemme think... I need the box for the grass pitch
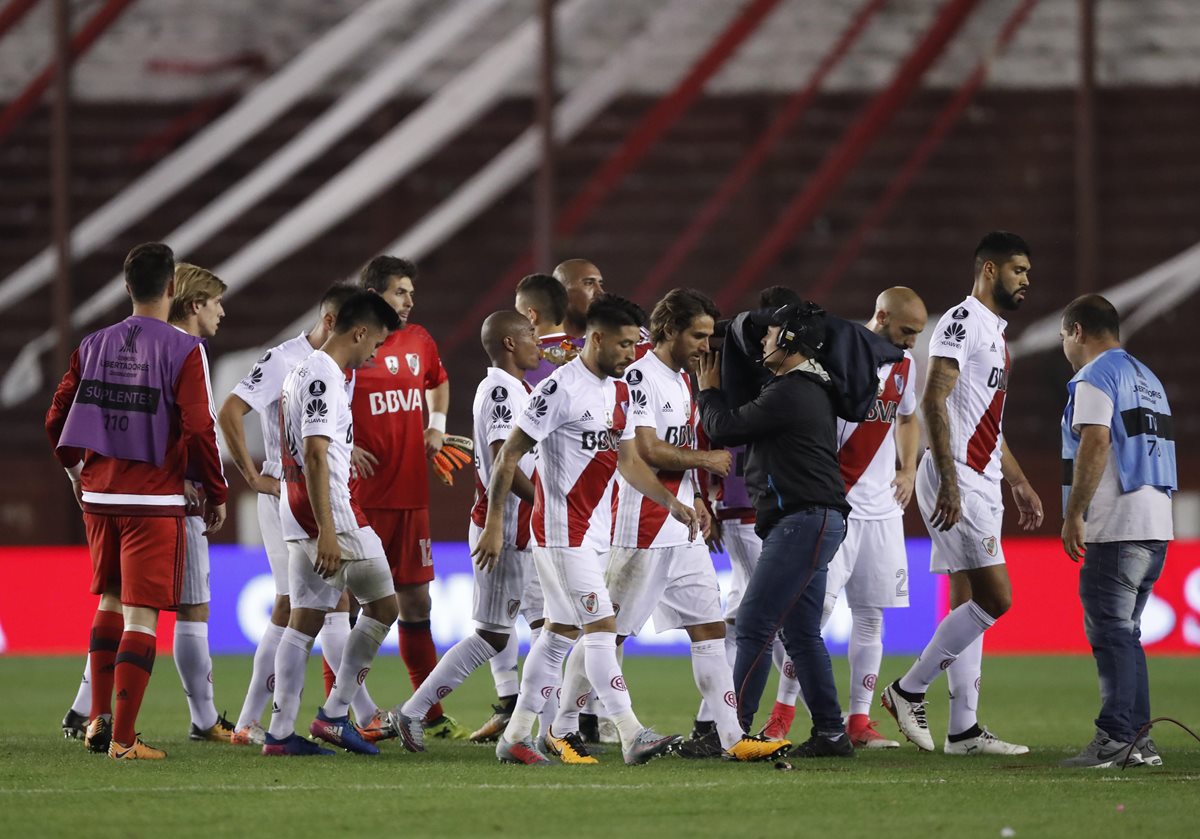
[1,654,1197,838]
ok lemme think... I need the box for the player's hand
[705,514,725,554]
[351,445,378,479]
[315,530,342,578]
[69,479,84,511]
[693,497,712,541]
[703,449,732,478]
[203,501,227,537]
[669,498,700,542]
[431,434,474,486]
[251,473,281,497]
[184,482,202,516]
[1062,512,1086,562]
[929,481,961,532]
[1011,479,1044,532]
[891,468,916,509]
[471,523,503,573]
[424,428,445,459]
[697,350,721,391]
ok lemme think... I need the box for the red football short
[84,513,185,610]
[362,507,433,587]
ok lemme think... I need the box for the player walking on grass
[264,292,402,757]
[353,256,469,739]
[881,232,1043,755]
[219,283,377,745]
[1058,295,1175,768]
[388,311,546,751]
[475,294,689,766]
[47,243,228,760]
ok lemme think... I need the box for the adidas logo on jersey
[662,401,674,412]
[580,410,594,422]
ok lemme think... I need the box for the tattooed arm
[921,357,961,531]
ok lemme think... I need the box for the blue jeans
[1079,540,1168,743]
[733,508,847,734]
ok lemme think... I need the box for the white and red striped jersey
[926,295,1010,482]
[230,332,314,480]
[836,351,917,520]
[278,350,367,540]
[612,351,697,548]
[515,357,629,551]
[471,367,534,549]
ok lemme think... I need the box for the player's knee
[271,596,291,626]
[363,597,400,627]
[477,628,509,652]
[178,603,209,622]
[685,621,726,642]
[976,592,1011,619]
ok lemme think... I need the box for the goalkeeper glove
[432,434,474,486]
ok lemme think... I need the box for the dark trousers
[1079,539,1168,743]
[733,508,847,734]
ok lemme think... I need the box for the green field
[1,654,1197,838]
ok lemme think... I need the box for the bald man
[764,288,927,750]
[387,311,546,751]
[554,259,605,340]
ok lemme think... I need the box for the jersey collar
[963,294,1007,334]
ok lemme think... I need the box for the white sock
[236,623,284,730]
[947,633,984,735]
[529,628,559,736]
[71,654,92,716]
[899,601,995,695]
[848,607,884,716]
[502,630,573,744]
[268,628,314,739]
[317,611,351,674]
[174,620,217,730]
[692,639,742,749]
[403,633,498,722]
[490,628,520,698]
[773,635,801,705]
[582,632,640,748]
[326,616,389,719]
[552,640,592,735]
[724,624,738,669]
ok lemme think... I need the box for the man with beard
[881,232,1044,756]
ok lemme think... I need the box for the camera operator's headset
[772,302,826,354]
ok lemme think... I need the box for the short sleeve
[482,383,519,446]
[898,353,918,416]
[515,375,571,443]
[232,348,288,413]
[927,311,976,368]
[1072,381,1114,432]
[423,331,449,390]
[299,371,339,439]
[623,383,656,439]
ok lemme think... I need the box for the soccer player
[264,291,402,756]
[475,294,690,766]
[352,256,467,738]
[553,258,605,340]
[551,289,786,763]
[516,271,578,388]
[219,283,376,745]
[1058,295,1175,768]
[881,231,1043,755]
[769,287,927,749]
[388,311,545,751]
[46,242,228,760]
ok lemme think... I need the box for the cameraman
[697,302,852,758]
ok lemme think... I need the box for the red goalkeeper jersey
[350,324,448,510]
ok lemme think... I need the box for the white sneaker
[944,726,1029,756]
[880,682,934,752]
[598,717,620,745]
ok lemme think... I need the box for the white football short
[607,543,724,636]
[287,526,393,610]
[721,519,762,620]
[469,522,544,630]
[533,544,614,627]
[258,491,290,595]
[824,516,909,609]
[915,455,1006,574]
[179,515,210,605]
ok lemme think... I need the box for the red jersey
[46,345,227,517]
[350,324,448,509]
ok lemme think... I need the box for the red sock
[772,700,796,731]
[322,658,336,698]
[112,630,156,746]
[88,610,124,720]
[398,620,441,721]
